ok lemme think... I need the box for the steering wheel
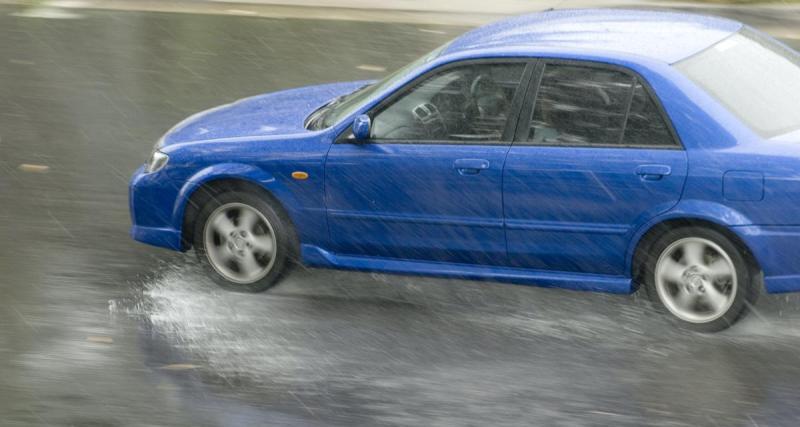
[593,85,611,106]
[469,74,507,117]
[469,74,486,98]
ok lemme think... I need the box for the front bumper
[734,225,800,293]
[129,165,185,251]
[130,225,183,250]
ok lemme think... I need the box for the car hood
[161,80,372,146]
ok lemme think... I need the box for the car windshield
[675,28,800,138]
[307,42,451,130]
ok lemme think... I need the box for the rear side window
[529,65,632,146]
[526,63,677,148]
[623,82,675,147]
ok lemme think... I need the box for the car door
[325,59,532,265]
[503,61,688,276]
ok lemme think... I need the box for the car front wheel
[193,191,293,292]
[644,227,759,332]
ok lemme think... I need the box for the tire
[193,190,294,292]
[642,226,759,332]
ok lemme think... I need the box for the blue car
[130,9,800,331]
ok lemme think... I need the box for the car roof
[443,9,743,64]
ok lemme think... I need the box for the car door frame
[323,57,538,264]
[502,57,689,275]
[335,57,538,145]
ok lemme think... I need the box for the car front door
[503,61,688,276]
[325,60,532,265]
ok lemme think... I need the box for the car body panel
[444,9,742,64]
[128,9,800,295]
[733,225,800,293]
[133,132,336,251]
[301,244,632,293]
[503,146,689,276]
[162,81,372,146]
[325,142,511,265]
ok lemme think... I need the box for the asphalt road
[3,5,800,426]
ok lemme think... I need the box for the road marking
[418,28,446,34]
[11,7,83,19]
[9,59,36,66]
[46,0,90,7]
[86,336,114,344]
[159,363,201,371]
[356,64,386,72]
[18,164,50,173]
[226,9,258,16]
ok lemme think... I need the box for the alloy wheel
[203,202,277,284]
[654,237,737,324]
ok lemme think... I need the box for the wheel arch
[629,216,762,290]
[172,164,299,251]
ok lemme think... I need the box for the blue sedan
[129,9,800,331]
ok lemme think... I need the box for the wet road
[3,4,800,426]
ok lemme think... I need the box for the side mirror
[352,114,371,141]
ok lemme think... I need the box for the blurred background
[2,0,800,425]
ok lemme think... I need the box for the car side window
[622,81,675,147]
[526,62,677,148]
[370,62,526,143]
[528,64,633,146]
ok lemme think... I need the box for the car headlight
[144,150,169,173]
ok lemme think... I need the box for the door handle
[454,158,490,175]
[635,164,672,181]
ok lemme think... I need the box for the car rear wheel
[193,191,293,292]
[644,227,759,332]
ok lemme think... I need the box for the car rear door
[325,59,533,265]
[502,60,688,276]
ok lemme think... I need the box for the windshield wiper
[305,83,374,130]
[306,95,346,130]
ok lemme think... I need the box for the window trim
[514,59,684,150]
[335,58,536,146]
